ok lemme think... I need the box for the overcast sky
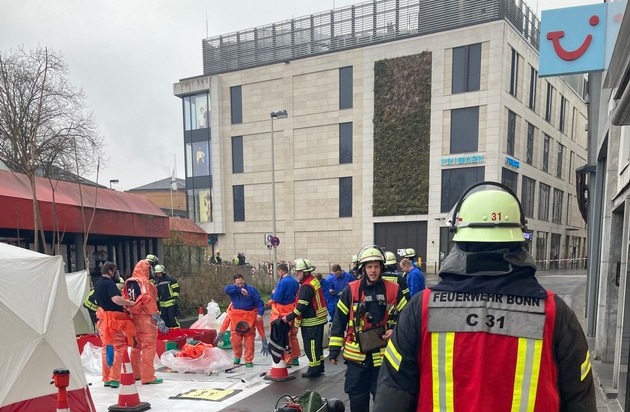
[0,0,597,190]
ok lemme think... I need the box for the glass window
[450,106,479,154]
[569,151,575,184]
[556,143,564,179]
[441,167,485,212]
[501,168,518,194]
[233,185,245,221]
[187,189,195,220]
[452,43,481,94]
[521,176,536,218]
[538,183,550,221]
[192,141,210,176]
[232,136,243,173]
[509,48,519,97]
[567,193,573,225]
[339,177,352,217]
[528,66,537,111]
[552,188,564,223]
[198,188,213,223]
[339,66,353,109]
[526,123,535,165]
[194,94,209,130]
[559,96,567,133]
[339,122,353,164]
[185,143,193,177]
[230,86,242,124]
[184,97,192,131]
[542,134,550,172]
[545,82,554,123]
[507,110,516,156]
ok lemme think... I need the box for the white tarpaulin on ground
[0,243,95,412]
[65,269,93,335]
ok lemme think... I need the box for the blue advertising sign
[540,3,607,77]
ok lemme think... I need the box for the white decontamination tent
[0,243,95,411]
[65,269,94,335]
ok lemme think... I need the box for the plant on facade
[373,51,432,216]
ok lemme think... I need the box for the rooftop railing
[202,0,540,75]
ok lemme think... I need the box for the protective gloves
[152,313,169,334]
[261,338,270,356]
[214,332,225,347]
[328,348,340,362]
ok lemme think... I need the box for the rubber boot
[349,393,370,412]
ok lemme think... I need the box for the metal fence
[202,0,540,75]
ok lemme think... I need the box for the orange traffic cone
[52,368,70,412]
[108,350,151,411]
[198,306,204,320]
[264,358,295,382]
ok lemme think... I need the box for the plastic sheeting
[191,300,225,330]
[160,347,232,375]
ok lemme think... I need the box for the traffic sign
[270,236,280,247]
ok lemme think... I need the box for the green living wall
[373,51,431,216]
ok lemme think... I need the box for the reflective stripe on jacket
[293,274,328,327]
[417,288,560,411]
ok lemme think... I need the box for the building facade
[174,0,587,271]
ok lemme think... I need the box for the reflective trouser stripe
[581,351,591,381]
[511,338,543,412]
[431,332,455,412]
[309,339,317,367]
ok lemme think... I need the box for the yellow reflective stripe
[431,332,455,412]
[309,339,317,366]
[384,339,402,371]
[300,317,328,326]
[337,300,349,315]
[396,296,408,312]
[316,307,328,318]
[581,351,591,381]
[298,299,309,306]
[159,300,176,308]
[293,308,302,316]
[329,336,344,347]
[511,338,543,412]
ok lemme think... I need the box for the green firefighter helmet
[351,255,358,264]
[154,264,165,273]
[450,182,526,242]
[357,245,385,269]
[404,248,416,258]
[146,254,159,265]
[294,258,315,272]
[384,251,397,266]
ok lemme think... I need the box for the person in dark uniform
[328,246,407,412]
[282,258,328,378]
[374,182,597,411]
[154,264,181,328]
[382,251,410,300]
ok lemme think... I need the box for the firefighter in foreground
[154,264,181,328]
[282,258,328,377]
[373,182,597,411]
[329,246,407,412]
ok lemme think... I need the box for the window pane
[510,48,519,97]
[230,86,242,124]
[556,143,564,179]
[526,123,535,165]
[450,107,479,154]
[545,83,553,122]
[339,66,353,109]
[185,143,193,177]
[521,176,536,218]
[441,166,485,212]
[187,189,195,220]
[538,183,550,221]
[507,110,516,156]
[339,122,353,164]
[198,188,213,223]
[233,185,245,221]
[552,188,564,223]
[467,43,481,92]
[501,168,518,194]
[192,141,210,176]
[184,97,192,131]
[195,94,209,129]
[559,96,566,132]
[529,67,537,111]
[543,135,550,172]
[232,136,243,173]
[452,46,466,94]
[339,177,352,217]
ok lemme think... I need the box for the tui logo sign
[540,3,608,77]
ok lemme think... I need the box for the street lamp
[270,110,288,280]
[109,179,119,189]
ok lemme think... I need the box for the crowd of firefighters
[82,182,598,412]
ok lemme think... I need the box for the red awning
[168,217,208,246]
[0,170,170,238]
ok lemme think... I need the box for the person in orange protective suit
[224,274,266,367]
[268,262,301,366]
[215,303,267,349]
[123,259,168,384]
[93,261,136,389]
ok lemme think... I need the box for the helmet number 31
[491,212,502,221]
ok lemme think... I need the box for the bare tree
[0,46,104,252]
